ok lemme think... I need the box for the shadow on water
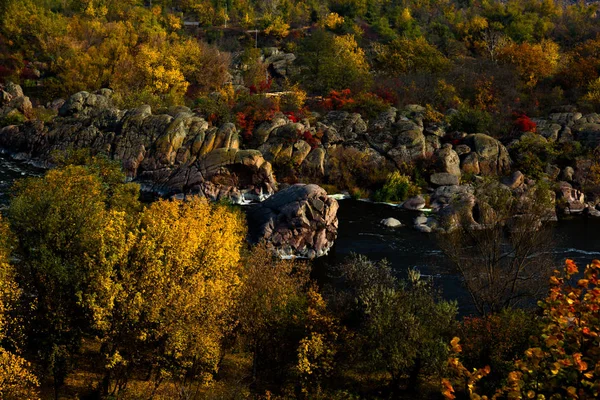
[314,199,600,316]
[0,154,44,208]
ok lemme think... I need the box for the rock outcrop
[0,82,33,119]
[0,90,276,201]
[247,184,338,259]
[464,134,511,175]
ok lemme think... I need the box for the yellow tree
[100,198,246,396]
[0,216,39,400]
[497,39,560,88]
[8,162,136,396]
[375,36,451,75]
[298,29,371,93]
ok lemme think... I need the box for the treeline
[2,0,600,134]
[0,156,600,399]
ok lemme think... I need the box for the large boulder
[247,184,339,259]
[430,172,460,186]
[464,133,511,175]
[572,123,600,148]
[436,144,461,177]
[59,90,113,117]
[0,83,33,119]
[557,181,586,214]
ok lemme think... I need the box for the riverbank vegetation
[2,0,600,125]
[0,158,597,399]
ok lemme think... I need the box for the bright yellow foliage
[0,216,39,400]
[377,36,450,75]
[498,39,560,88]
[582,77,600,107]
[103,198,246,389]
[264,15,290,38]
[322,12,345,30]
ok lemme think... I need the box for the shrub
[280,83,307,112]
[326,146,394,192]
[319,89,355,111]
[373,171,420,203]
[458,309,540,396]
[0,110,26,127]
[445,259,600,399]
[234,94,280,141]
[447,105,492,133]
[513,112,537,132]
[509,134,558,179]
[352,92,392,119]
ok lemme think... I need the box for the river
[3,154,600,313]
[315,198,600,313]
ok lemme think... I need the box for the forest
[2,0,600,399]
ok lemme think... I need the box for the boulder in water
[380,217,402,228]
[247,184,338,259]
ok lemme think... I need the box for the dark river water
[317,198,600,313]
[3,154,600,313]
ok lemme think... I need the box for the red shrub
[249,78,273,95]
[319,89,355,111]
[513,112,537,132]
[235,95,280,141]
[285,111,300,123]
[301,130,320,149]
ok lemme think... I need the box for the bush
[513,112,537,132]
[509,134,558,179]
[458,309,540,396]
[373,171,420,203]
[326,146,394,193]
[0,110,25,127]
[447,105,492,133]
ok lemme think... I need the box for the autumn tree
[445,259,600,399]
[98,198,246,396]
[0,215,40,400]
[375,36,450,75]
[497,39,560,88]
[7,163,136,397]
[296,29,371,94]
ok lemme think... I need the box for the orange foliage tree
[497,40,560,88]
[443,259,600,399]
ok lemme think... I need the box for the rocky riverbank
[4,82,600,256]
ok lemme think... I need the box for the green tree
[236,244,311,387]
[332,254,457,395]
[297,29,371,94]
